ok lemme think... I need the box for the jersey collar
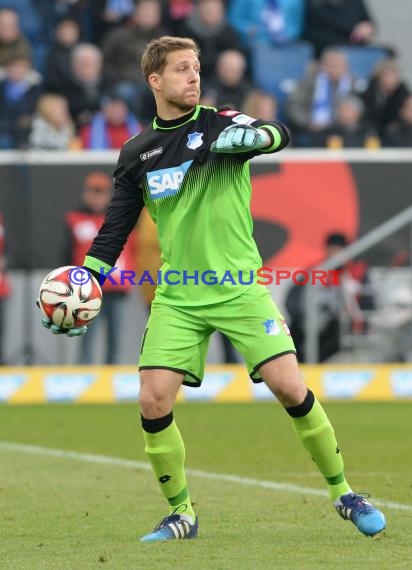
[153,105,201,130]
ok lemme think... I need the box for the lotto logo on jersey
[146,160,193,199]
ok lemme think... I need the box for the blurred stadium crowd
[1,0,412,151]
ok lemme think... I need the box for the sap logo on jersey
[147,160,193,199]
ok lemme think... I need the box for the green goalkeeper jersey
[85,105,289,306]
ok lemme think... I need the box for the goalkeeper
[42,36,386,541]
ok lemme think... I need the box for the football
[38,266,102,329]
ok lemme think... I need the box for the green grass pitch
[1,401,411,569]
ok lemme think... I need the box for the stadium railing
[304,204,412,363]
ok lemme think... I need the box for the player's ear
[148,72,161,92]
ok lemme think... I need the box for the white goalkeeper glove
[36,299,88,337]
[210,124,271,153]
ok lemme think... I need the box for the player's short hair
[141,36,200,82]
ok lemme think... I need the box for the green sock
[143,420,196,519]
[288,394,351,501]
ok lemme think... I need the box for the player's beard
[167,91,199,114]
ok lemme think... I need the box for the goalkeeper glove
[36,299,88,337]
[210,124,271,153]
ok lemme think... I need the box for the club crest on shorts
[187,132,204,150]
[262,319,281,336]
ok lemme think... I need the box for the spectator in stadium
[0,7,32,68]
[303,0,375,58]
[62,43,106,129]
[0,0,45,71]
[64,171,137,364]
[36,0,95,45]
[101,0,169,118]
[285,48,359,146]
[79,94,143,149]
[28,93,78,150]
[285,232,375,362]
[0,54,42,149]
[242,89,279,122]
[382,95,412,147]
[161,0,195,34]
[101,0,135,25]
[201,49,253,110]
[316,95,370,148]
[177,0,243,84]
[91,0,136,43]
[44,17,81,94]
[36,0,77,45]
[228,0,304,50]
[0,0,42,46]
[361,59,410,138]
[0,211,11,364]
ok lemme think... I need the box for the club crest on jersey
[187,132,204,150]
[146,160,193,199]
[262,319,281,336]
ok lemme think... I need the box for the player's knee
[264,374,308,407]
[274,383,308,408]
[260,354,307,406]
[139,386,171,418]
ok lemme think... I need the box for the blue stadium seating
[251,41,314,112]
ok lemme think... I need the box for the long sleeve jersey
[84,105,289,306]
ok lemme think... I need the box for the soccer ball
[38,266,102,329]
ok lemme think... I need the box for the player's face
[150,50,201,114]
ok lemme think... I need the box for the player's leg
[139,369,193,517]
[138,302,211,542]
[214,290,349,498]
[259,354,386,536]
[139,368,198,541]
[214,285,385,536]
[260,354,350,495]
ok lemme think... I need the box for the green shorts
[139,284,296,387]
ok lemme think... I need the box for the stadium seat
[251,42,314,114]
[332,45,390,84]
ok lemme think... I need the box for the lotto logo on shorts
[147,160,193,198]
